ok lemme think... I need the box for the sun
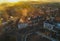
[7,0,20,3]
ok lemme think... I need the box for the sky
[0,0,60,4]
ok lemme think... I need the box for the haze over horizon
[0,0,60,4]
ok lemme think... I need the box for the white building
[43,22,55,30]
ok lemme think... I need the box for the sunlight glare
[7,0,20,3]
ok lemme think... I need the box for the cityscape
[0,1,60,41]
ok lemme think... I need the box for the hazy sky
[43,0,60,2]
[0,0,60,3]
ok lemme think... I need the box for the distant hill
[0,1,60,10]
[0,1,60,6]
